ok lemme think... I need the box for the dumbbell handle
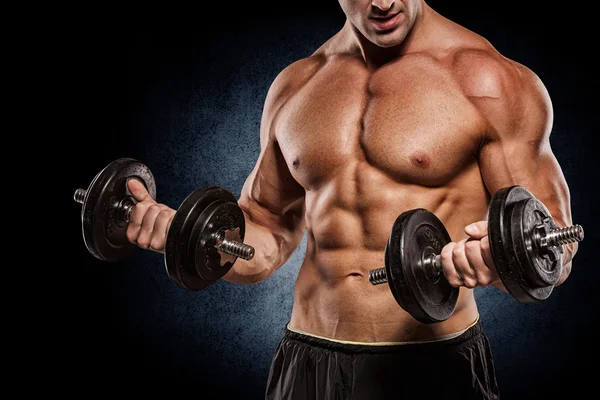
[368,224,584,286]
[368,253,442,285]
[74,188,255,260]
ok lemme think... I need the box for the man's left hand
[439,221,501,289]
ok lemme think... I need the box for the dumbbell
[74,157,255,291]
[368,185,584,324]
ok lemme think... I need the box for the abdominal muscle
[289,247,479,343]
[288,186,485,343]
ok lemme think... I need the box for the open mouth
[370,12,401,31]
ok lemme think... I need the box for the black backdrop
[60,1,597,398]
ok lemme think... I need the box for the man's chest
[274,57,486,189]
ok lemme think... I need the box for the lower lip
[372,13,401,31]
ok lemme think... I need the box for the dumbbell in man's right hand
[126,178,176,254]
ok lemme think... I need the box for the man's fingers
[126,200,153,243]
[451,239,477,288]
[480,236,494,266]
[479,236,499,282]
[136,204,167,249]
[127,178,151,202]
[150,210,176,252]
[125,201,163,244]
[464,220,488,239]
[440,242,464,288]
[464,240,494,287]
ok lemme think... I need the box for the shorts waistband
[283,317,483,354]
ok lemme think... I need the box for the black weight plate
[80,158,156,261]
[164,186,235,290]
[488,186,553,303]
[191,199,246,281]
[511,198,562,289]
[385,209,457,324]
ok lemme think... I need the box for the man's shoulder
[445,42,552,135]
[425,15,544,100]
[269,31,352,91]
[276,49,332,82]
[265,54,327,104]
[448,44,543,101]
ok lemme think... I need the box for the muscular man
[125,1,579,398]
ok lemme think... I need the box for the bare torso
[272,15,510,342]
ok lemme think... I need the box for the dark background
[60,1,596,397]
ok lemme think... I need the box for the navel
[292,158,300,169]
[411,151,431,169]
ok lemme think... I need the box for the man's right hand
[126,179,176,253]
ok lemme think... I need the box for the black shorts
[265,320,499,400]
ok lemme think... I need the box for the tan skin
[125,0,578,342]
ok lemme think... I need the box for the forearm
[221,207,301,284]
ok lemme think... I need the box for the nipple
[411,151,431,169]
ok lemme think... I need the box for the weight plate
[488,186,554,303]
[164,186,234,290]
[385,209,457,324]
[80,158,156,261]
[511,197,562,289]
[191,199,246,281]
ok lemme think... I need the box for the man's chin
[372,35,404,48]
[366,27,407,48]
